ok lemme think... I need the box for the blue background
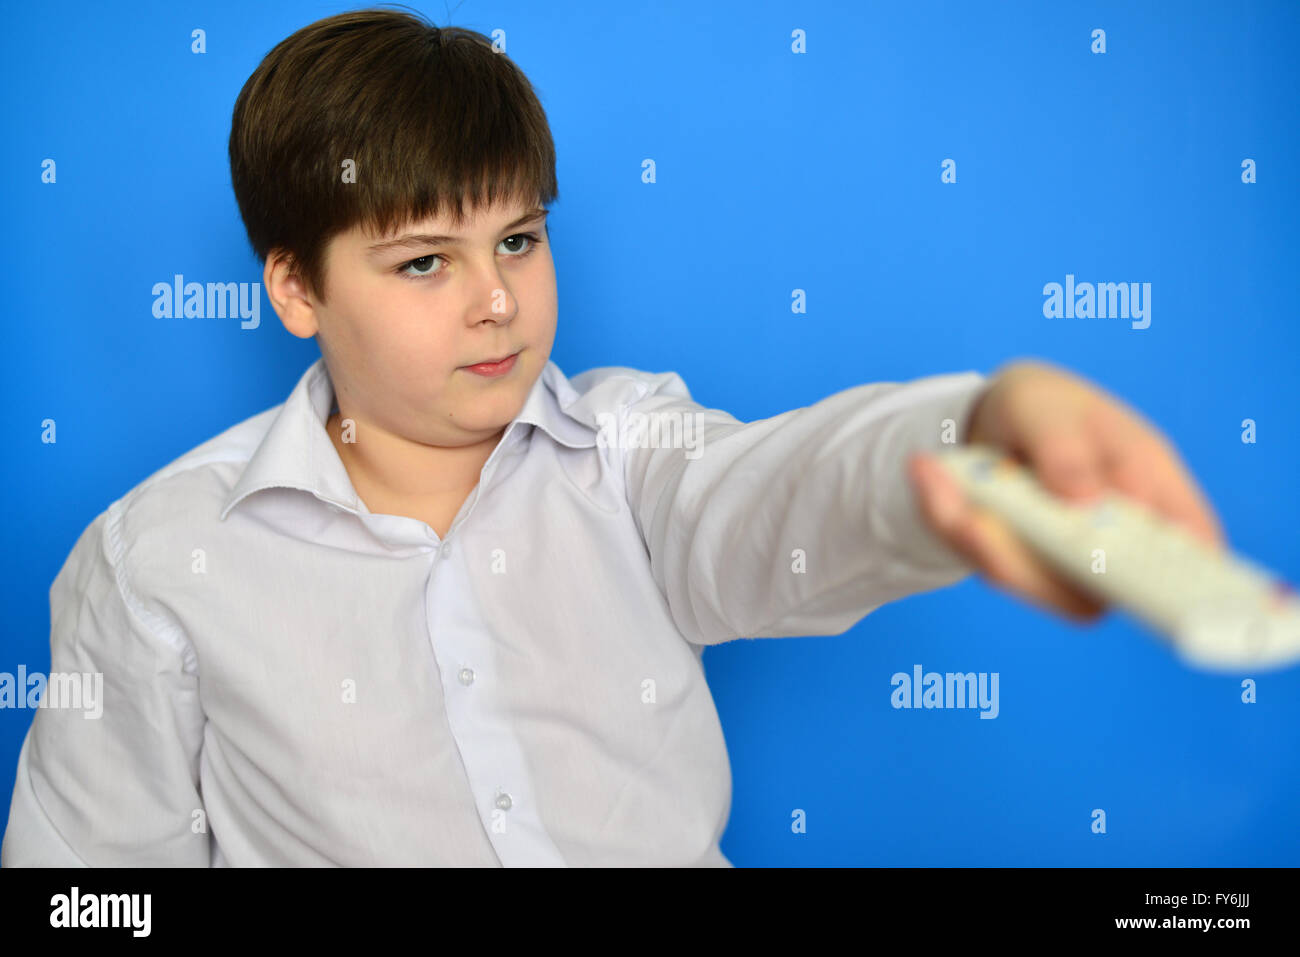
[2,0,1297,866]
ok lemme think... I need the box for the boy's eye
[404,255,440,278]
[397,232,543,281]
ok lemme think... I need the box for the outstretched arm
[618,367,989,645]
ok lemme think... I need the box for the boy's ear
[263,249,319,339]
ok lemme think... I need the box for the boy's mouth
[461,350,520,377]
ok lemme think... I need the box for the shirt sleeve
[619,369,990,645]
[1,503,211,866]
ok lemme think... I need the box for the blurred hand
[908,358,1226,623]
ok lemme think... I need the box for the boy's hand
[906,359,1227,623]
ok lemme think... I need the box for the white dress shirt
[2,356,986,867]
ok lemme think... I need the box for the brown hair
[228,5,559,305]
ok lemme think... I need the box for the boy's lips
[461,350,520,377]
[462,349,518,366]
[461,349,520,368]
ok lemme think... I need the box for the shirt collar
[220,356,598,521]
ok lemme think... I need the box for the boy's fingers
[1102,436,1227,552]
[908,453,1107,623]
[1019,430,1106,504]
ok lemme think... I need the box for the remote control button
[1090,503,1118,527]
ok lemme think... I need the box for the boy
[1,9,1223,867]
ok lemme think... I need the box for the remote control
[932,444,1300,672]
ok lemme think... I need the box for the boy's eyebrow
[367,208,549,254]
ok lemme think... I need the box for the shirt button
[458,667,475,686]
[495,793,512,811]
[440,542,453,559]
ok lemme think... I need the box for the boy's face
[288,196,557,450]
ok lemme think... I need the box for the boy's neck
[325,410,505,506]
